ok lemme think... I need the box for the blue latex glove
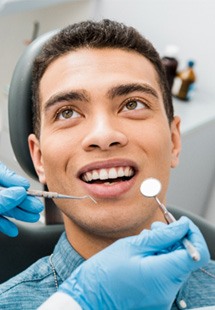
[0,162,44,237]
[58,217,210,310]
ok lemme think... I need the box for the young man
[0,19,215,309]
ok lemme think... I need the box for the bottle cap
[188,60,195,67]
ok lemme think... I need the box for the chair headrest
[8,30,58,180]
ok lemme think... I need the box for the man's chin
[72,218,143,239]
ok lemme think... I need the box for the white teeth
[124,167,130,176]
[118,167,124,177]
[86,172,92,182]
[92,170,99,180]
[108,168,118,179]
[82,166,134,182]
[100,169,109,180]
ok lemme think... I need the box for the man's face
[29,48,181,239]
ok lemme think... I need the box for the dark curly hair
[32,19,173,137]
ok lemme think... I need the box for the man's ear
[170,116,181,168]
[28,134,46,184]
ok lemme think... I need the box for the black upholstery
[8,30,58,180]
[0,222,64,284]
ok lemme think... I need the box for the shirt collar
[52,232,85,282]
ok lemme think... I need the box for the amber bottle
[172,60,196,101]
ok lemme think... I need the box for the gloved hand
[0,162,44,237]
[57,217,210,310]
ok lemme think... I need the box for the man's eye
[56,107,80,120]
[122,99,146,111]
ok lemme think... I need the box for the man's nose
[81,116,128,151]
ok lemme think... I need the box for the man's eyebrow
[107,83,159,99]
[43,90,89,111]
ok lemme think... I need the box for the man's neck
[64,218,117,258]
[63,209,165,259]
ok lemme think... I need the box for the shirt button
[179,299,187,309]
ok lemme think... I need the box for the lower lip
[80,175,137,199]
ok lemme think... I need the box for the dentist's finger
[0,162,30,189]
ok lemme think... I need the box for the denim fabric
[172,261,215,309]
[0,232,215,309]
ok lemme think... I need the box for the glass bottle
[172,60,196,101]
[162,45,179,91]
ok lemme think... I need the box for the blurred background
[0,0,214,223]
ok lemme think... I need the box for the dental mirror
[140,177,200,261]
[140,177,161,198]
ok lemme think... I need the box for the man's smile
[81,166,135,183]
[78,159,137,198]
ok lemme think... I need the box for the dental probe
[0,187,97,204]
[140,178,200,262]
[154,196,200,261]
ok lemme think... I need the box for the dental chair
[0,30,214,284]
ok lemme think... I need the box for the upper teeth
[82,166,134,182]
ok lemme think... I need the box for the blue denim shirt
[0,232,215,309]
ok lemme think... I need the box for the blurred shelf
[173,91,215,135]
